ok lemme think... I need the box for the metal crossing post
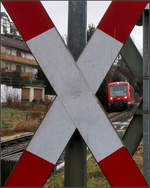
[143,4,150,185]
[123,102,143,156]
[67,1,87,61]
[121,37,143,156]
[64,1,87,186]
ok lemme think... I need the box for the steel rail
[1,133,33,148]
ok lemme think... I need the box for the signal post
[64,1,87,186]
[143,3,150,185]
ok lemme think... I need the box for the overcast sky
[1,1,143,53]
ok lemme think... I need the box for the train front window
[109,84,127,97]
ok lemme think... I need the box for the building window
[2,17,10,34]
[32,68,38,75]
[6,63,12,70]
[21,52,26,58]
[16,50,26,58]
[16,65,21,72]
[2,17,9,26]
[6,48,12,55]
[16,50,21,57]
[3,26,7,34]
[21,65,26,72]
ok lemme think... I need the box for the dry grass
[86,154,110,187]
[45,154,109,188]
[1,101,52,137]
[133,141,143,173]
[46,169,64,188]
[45,144,143,187]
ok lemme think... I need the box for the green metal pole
[121,37,143,155]
[64,1,87,186]
[121,37,143,85]
[122,102,143,156]
[143,6,150,185]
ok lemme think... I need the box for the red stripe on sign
[5,150,55,187]
[98,1,148,44]
[2,1,54,41]
[99,147,148,187]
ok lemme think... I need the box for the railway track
[107,103,139,137]
[1,104,139,159]
[1,133,33,159]
[108,103,138,123]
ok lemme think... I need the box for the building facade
[1,34,38,79]
[1,12,46,102]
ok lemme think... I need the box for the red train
[107,82,135,110]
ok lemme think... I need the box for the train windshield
[109,84,127,97]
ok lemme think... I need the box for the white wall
[1,84,21,103]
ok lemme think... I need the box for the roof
[1,34,30,52]
[108,82,129,86]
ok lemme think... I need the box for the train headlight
[110,97,113,100]
[124,96,127,99]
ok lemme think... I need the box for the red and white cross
[2,1,148,187]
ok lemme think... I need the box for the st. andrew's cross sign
[2,1,148,187]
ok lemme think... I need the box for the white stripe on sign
[27,97,75,164]
[78,29,122,93]
[27,28,123,162]
[145,3,149,9]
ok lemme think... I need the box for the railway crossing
[2,1,149,187]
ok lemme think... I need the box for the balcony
[2,69,34,79]
[21,72,33,78]
[1,53,38,66]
